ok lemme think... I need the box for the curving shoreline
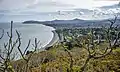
[38,30,59,51]
[45,30,59,48]
[21,23,59,52]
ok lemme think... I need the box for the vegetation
[0,16,120,72]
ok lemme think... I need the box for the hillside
[23,18,120,28]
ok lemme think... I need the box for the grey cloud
[0,0,74,13]
[0,0,3,2]
[99,2,120,9]
[26,1,74,9]
[23,1,75,12]
[0,0,27,10]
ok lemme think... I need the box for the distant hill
[23,20,44,24]
[23,18,120,28]
[23,18,92,25]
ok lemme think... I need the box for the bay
[0,22,55,59]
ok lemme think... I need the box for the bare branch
[16,30,27,61]
[7,32,10,38]
[0,54,5,60]
[0,28,4,39]
[64,48,73,72]
[23,40,31,55]
[80,16,118,71]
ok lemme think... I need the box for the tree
[0,21,40,72]
[80,16,120,71]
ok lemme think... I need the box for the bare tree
[17,33,40,72]
[62,43,73,72]
[80,16,119,71]
[0,28,4,40]
[0,21,40,72]
[65,48,73,72]
[0,21,17,72]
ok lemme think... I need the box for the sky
[0,0,119,11]
[0,0,119,22]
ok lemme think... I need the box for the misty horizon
[0,0,119,22]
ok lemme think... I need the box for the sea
[0,22,55,59]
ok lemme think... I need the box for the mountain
[23,20,44,24]
[23,18,120,28]
[23,18,87,24]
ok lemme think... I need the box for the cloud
[94,0,119,1]
[0,0,28,10]
[0,0,74,11]
[23,0,75,12]
[27,1,74,8]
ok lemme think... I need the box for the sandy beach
[38,30,59,51]
[45,30,59,48]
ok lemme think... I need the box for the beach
[45,30,59,47]
[38,30,59,51]
[0,23,57,59]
